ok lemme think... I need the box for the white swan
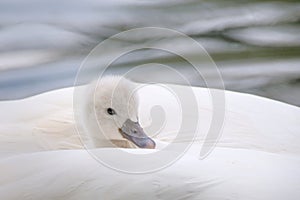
[0,76,300,199]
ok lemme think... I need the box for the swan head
[85,76,155,149]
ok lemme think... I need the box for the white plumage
[0,76,300,199]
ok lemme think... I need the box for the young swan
[82,76,155,149]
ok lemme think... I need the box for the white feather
[0,75,300,199]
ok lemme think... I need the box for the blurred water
[0,0,299,106]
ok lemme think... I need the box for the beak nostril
[120,119,155,149]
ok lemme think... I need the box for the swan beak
[119,119,156,149]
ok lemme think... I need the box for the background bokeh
[0,0,299,106]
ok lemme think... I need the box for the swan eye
[107,108,116,115]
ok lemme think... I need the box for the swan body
[0,76,300,199]
[1,147,300,200]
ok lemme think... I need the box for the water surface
[0,0,299,106]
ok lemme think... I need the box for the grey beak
[119,119,156,149]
